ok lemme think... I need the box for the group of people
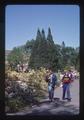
[45,68,74,102]
[16,63,28,72]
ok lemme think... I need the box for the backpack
[52,74,57,86]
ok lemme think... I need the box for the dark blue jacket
[48,73,57,87]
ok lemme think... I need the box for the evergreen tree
[29,28,65,71]
[29,29,43,68]
[61,41,65,48]
[41,29,46,40]
[47,27,54,44]
[36,28,42,40]
[29,28,54,69]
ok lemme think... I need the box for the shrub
[5,67,48,113]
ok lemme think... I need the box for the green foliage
[47,27,54,44]
[29,28,59,70]
[41,29,46,40]
[25,39,35,53]
[7,42,32,70]
[64,66,71,71]
[29,29,48,68]
[7,47,24,70]
[6,98,25,113]
[28,28,79,72]
[60,46,79,70]
[7,28,79,72]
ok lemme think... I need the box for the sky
[5,5,80,50]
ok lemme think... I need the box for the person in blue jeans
[45,68,57,102]
[61,70,73,101]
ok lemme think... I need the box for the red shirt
[62,73,73,84]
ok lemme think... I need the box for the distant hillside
[5,50,12,55]
[5,50,12,60]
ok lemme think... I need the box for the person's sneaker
[50,99,52,102]
[67,98,71,102]
[50,99,54,102]
[62,98,66,100]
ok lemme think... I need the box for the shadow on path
[7,97,79,116]
[22,97,79,115]
[36,97,60,106]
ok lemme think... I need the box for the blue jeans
[48,84,54,100]
[62,83,71,99]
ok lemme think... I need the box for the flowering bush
[5,67,48,113]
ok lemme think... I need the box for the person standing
[61,70,73,101]
[45,68,57,102]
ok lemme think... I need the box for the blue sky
[5,5,80,50]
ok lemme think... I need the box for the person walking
[45,68,57,102]
[61,70,73,101]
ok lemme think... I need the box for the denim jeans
[62,83,71,99]
[48,84,54,100]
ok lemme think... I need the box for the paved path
[7,79,79,116]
